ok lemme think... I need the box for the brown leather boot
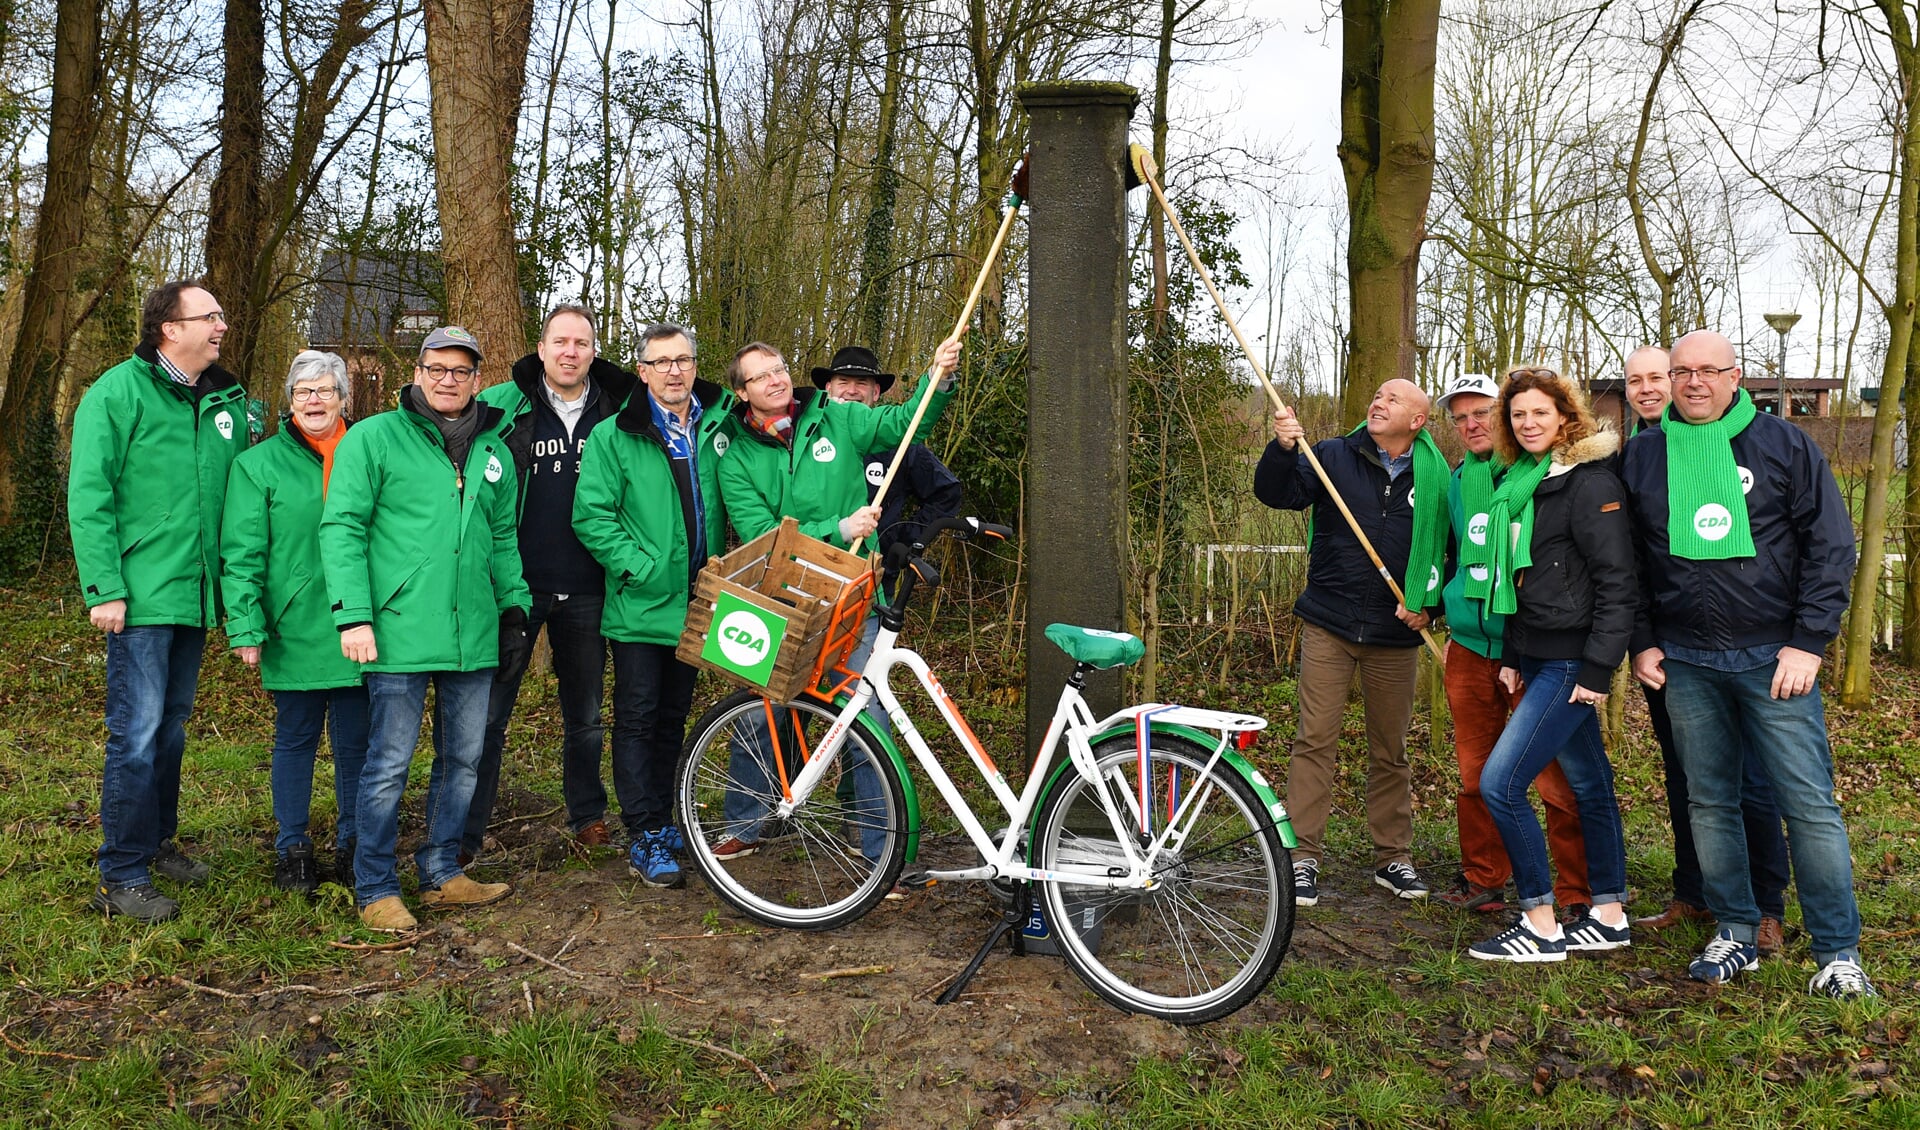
[1633,899,1713,930]
[1756,916,1785,957]
[420,873,512,909]
[359,896,418,933]
[574,820,612,848]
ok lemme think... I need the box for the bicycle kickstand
[935,881,1032,1006]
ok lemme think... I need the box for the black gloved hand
[496,607,532,683]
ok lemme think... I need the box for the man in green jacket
[710,336,960,870]
[572,322,736,888]
[68,280,249,922]
[319,326,532,932]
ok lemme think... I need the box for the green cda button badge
[702,591,788,686]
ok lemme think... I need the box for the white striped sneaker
[1563,909,1633,952]
[1468,919,1568,963]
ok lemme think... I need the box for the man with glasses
[1622,329,1873,998]
[1431,373,1590,919]
[320,326,531,932]
[462,305,637,864]
[69,280,250,921]
[572,323,737,888]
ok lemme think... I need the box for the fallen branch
[801,965,890,981]
[327,934,424,952]
[0,1019,99,1062]
[653,930,756,941]
[522,980,536,1018]
[662,1032,777,1094]
[170,976,393,1000]
[506,941,582,978]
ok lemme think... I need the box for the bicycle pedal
[900,870,938,891]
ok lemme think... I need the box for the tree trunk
[0,0,103,573]
[202,0,268,394]
[424,0,535,384]
[857,0,908,348]
[1337,0,1440,426]
[1900,315,1920,665]
[1625,1,1704,346]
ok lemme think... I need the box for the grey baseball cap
[419,325,483,364]
[1437,372,1500,411]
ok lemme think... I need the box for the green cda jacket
[319,391,530,673]
[719,383,953,553]
[68,346,249,627]
[220,422,365,690]
[573,379,738,645]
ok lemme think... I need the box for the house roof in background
[308,251,443,351]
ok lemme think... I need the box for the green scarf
[1465,451,1552,615]
[1323,425,1449,611]
[1454,450,1502,600]
[1663,389,1758,560]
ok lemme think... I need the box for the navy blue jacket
[862,443,963,585]
[1253,431,1423,648]
[1620,411,1854,657]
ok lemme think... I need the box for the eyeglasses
[420,365,478,384]
[1450,407,1495,426]
[168,310,227,327]
[1507,366,1560,379]
[744,363,789,385]
[1668,365,1736,383]
[642,355,698,373]
[290,386,340,403]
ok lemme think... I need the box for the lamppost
[1763,311,1802,417]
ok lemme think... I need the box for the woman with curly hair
[1461,367,1638,963]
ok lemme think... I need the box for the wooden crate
[677,517,876,701]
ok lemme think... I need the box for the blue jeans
[99,626,206,885]
[1480,658,1628,911]
[1664,659,1861,963]
[467,591,607,852]
[609,641,697,834]
[355,670,492,906]
[1644,683,1790,917]
[270,686,370,854]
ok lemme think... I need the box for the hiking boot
[91,882,180,923]
[1688,928,1759,984]
[628,830,685,889]
[574,820,612,848]
[1756,916,1785,958]
[710,836,759,861]
[1635,899,1712,930]
[1292,858,1320,907]
[153,839,210,885]
[1374,861,1430,900]
[273,844,320,895]
[359,896,417,933]
[420,873,512,909]
[1437,875,1505,913]
[1563,908,1633,952]
[1468,918,1567,963]
[659,824,686,855]
[1809,957,1878,1000]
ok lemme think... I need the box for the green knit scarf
[1455,450,1502,598]
[1663,389,1758,560]
[1463,451,1552,615]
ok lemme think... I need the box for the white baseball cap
[1437,372,1500,411]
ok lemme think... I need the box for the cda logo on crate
[701,591,787,685]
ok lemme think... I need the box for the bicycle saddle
[1044,623,1145,669]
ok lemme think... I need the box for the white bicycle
[675,517,1297,1024]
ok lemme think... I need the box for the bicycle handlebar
[880,516,1012,614]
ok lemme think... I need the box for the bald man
[1256,378,1451,907]
[1622,329,1872,999]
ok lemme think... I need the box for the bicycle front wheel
[1032,734,1292,1024]
[676,689,908,930]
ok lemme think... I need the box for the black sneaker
[1468,919,1567,963]
[1292,858,1320,907]
[153,839,210,885]
[1688,927,1759,984]
[1563,909,1632,952]
[91,882,180,922]
[274,844,319,895]
[1373,861,1430,900]
[333,840,355,891]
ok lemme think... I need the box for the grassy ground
[1,571,1915,1128]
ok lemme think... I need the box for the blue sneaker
[1688,928,1759,984]
[1468,918,1567,963]
[660,824,686,856]
[628,830,684,889]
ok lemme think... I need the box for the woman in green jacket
[220,351,366,895]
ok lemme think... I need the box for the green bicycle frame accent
[823,690,925,862]
[1028,720,1299,849]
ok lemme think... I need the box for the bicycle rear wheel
[676,689,908,930]
[1031,734,1292,1024]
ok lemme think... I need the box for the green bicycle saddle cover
[1044,623,1145,669]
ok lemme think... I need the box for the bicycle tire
[676,688,908,930]
[1031,733,1293,1024]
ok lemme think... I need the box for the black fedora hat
[810,345,896,395]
